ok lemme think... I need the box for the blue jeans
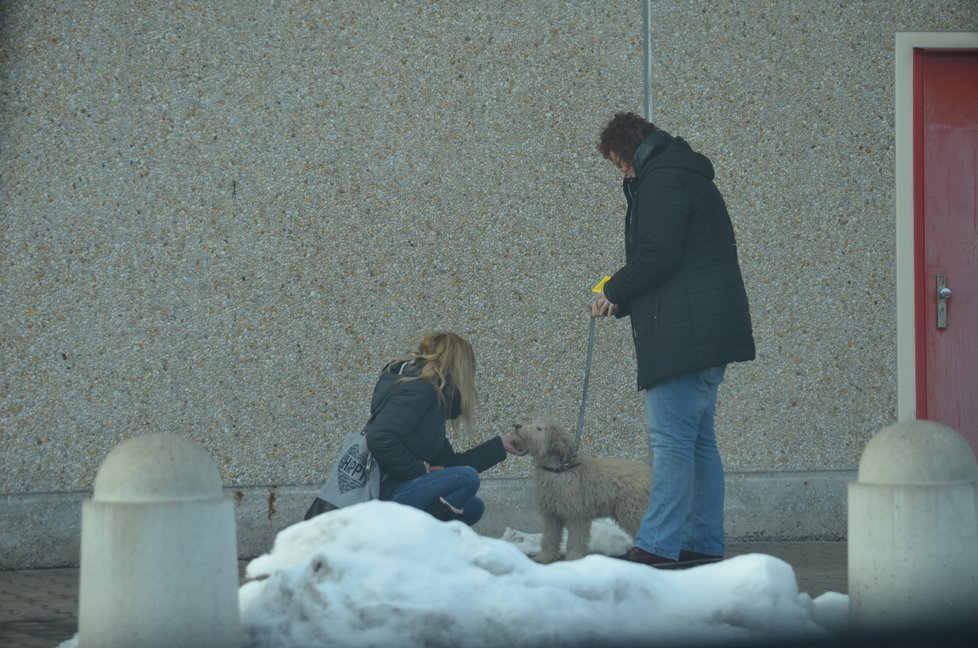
[389,466,485,526]
[634,365,727,559]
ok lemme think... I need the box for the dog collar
[538,461,581,473]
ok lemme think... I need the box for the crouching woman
[366,331,525,525]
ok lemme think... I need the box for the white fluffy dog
[511,417,651,563]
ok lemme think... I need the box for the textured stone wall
[1,0,643,493]
[1,1,975,517]
[646,0,974,471]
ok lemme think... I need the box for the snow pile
[238,501,848,647]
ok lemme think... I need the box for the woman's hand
[502,433,527,456]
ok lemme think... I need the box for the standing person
[589,112,755,568]
[365,331,525,525]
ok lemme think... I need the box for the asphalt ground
[0,541,847,648]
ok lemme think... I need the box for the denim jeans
[633,365,727,559]
[388,466,485,526]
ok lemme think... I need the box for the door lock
[937,274,951,329]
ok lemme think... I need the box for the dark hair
[597,112,657,166]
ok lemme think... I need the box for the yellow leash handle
[591,275,611,294]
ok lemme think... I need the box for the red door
[915,49,978,456]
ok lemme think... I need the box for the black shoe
[613,547,679,568]
[425,497,464,522]
[676,550,724,567]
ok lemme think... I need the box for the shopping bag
[312,428,381,511]
[305,361,408,520]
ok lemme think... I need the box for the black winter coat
[602,130,755,390]
[363,361,507,499]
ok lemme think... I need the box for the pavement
[0,541,847,648]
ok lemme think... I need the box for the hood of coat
[375,360,462,420]
[631,129,715,183]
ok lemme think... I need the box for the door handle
[937,274,951,329]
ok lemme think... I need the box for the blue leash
[572,315,597,459]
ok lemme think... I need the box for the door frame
[895,31,978,422]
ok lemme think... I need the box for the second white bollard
[848,420,978,629]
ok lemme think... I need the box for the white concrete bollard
[848,420,978,629]
[78,434,240,647]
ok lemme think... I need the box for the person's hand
[425,463,444,472]
[502,433,527,456]
[587,290,619,317]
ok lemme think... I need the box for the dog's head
[512,417,575,466]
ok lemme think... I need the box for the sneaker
[425,497,464,522]
[613,546,679,568]
[676,550,724,567]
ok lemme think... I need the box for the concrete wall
[2,1,976,568]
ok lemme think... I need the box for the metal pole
[643,0,653,120]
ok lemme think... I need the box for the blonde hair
[395,331,478,433]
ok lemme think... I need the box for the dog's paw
[532,554,558,565]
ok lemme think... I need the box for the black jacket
[603,130,755,390]
[364,361,507,499]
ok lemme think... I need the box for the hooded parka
[364,361,507,499]
[602,130,755,391]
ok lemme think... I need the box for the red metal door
[915,49,978,456]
